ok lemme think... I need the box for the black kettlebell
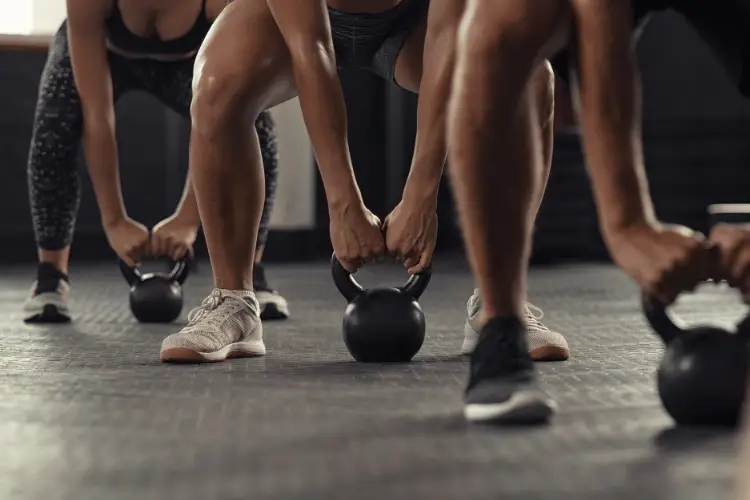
[642,289,750,427]
[119,256,191,323]
[332,254,432,362]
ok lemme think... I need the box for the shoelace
[187,290,225,325]
[186,290,258,326]
[524,303,549,332]
[470,289,550,332]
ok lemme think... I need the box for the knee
[461,0,569,59]
[190,66,258,141]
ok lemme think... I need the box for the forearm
[81,120,126,226]
[172,171,201,226]
[290,49,361,208]
[402,21,455,204]
[573,4,656,235]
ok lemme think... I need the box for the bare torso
[105,0,224,60]
[326,0,403,13]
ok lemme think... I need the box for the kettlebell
[119,255,192,323]
[642,289,750,427]
[331,254,432,362]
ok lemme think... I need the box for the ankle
[38,262,70,283]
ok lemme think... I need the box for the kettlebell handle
[641,293,687,344]
[331,255,366,302]
[331,254,433,302]
[119,250,193,287]
[399,265,432,300]
[169,249,194,286]
[119,259,142,286]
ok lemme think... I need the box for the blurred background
[1,4,750,265]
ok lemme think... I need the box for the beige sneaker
[462,289,569,361]
[160,289,266,363]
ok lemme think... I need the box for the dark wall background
[2,11,750,265]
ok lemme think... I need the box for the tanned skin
[448,0,567,321]
[189,0,557,293]
[568,0,715,304]
[64,0,225,267]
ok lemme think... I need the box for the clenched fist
[330,202,386,273]
[605,222,716,304]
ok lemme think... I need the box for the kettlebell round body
[331,255,432,363]
[129,274,184,323]
[343,288,426,363]
[120,256,191,324]
[643,290,750,427]
[657,327,749,426]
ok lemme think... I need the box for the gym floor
[0,259,742,500]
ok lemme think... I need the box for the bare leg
[190,0,297,291]
[160,0,297,363]
[449,0,568,322]
[448,0,570,423]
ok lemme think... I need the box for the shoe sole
[257,293,290,321]
[462,321,570,361]
[260,302,289,321]
[160,341,267,364]
[464,391,558,424]
[24,303,71,324]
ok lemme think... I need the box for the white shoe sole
[23,295,72,324]
[160,339,267,363]
[464,391,558,424]
[257,291,290,320]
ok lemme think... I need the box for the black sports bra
[105,0,211,55]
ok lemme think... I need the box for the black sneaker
[23,263,72,324]
[253,264,289,320]
[464,316,557,424]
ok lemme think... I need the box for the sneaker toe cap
[528,329,570,361]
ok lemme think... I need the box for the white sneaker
[160,289,266,363]
[462,289,569,361]
[23,263,72,323]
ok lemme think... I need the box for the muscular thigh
[394,0,464,93]
[195,0,297,114]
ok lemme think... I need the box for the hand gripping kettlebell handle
[400,265,432,300]
[641,293,687,344]
[118,259,142,286]
[331,254,365,303]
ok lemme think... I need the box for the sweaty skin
[187,0,555,291]
[448,0,567,321]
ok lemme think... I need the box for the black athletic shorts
[328,0,428,87]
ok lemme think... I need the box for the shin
[448,0,568,323]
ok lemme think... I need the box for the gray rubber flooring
[0,259,745,500]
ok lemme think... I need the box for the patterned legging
[28,22,278,251]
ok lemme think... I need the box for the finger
[124,248,140,268]
[171,243,188,262]
[403,256,419,270]
[151,234,165,257]
[120,253,138,268]
[341,258,360,273]
[407,252,430,275]
[417,249,432,271]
